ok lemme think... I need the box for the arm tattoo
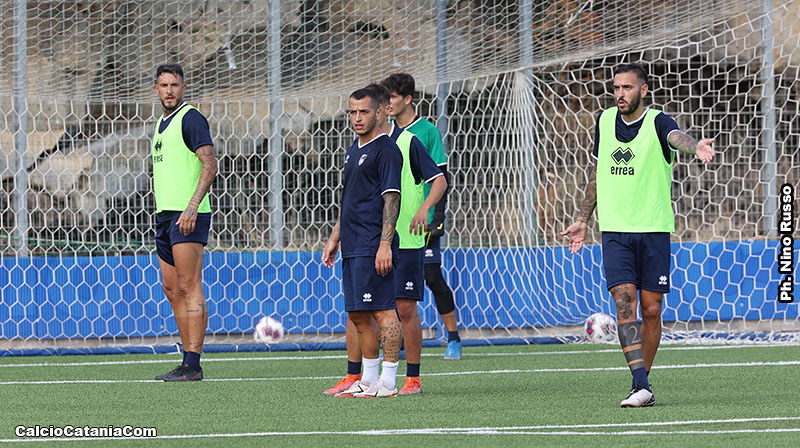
[667,130,698,155]
[381,192,400,243]
[188,144,218,209]
[578,168,597,223]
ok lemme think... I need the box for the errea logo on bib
[610,147,634,175]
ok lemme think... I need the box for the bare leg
[158,257,189,350]
[372,309,402,363]
[610,284,646,374]
[172,242,207,354]
[439,311,458,333]
[346,316,364,363]
[349,311,380,359]
[639,289,664,371]
[396,299,422,365]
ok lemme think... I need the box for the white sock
[362,357,380,384]
[380,361,399,389]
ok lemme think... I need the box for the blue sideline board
[0,240,797,340]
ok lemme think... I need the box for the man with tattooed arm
[562,63,716,407]
[322,88,404,398]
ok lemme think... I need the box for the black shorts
[394,248,424,300]
[601,232,671,293]
[424,235,442,265]
[155,211,211,266]
[342,256,397,312]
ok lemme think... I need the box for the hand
[410,209,429,236]
[176,205,198,236]
[375,242,393,276]
[560,221,587,254]
[695,138,715,163]
[322,239,339,268]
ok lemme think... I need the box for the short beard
[620,95,641,116]
[160,97,182,115]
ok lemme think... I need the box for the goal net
[0,0,797,354]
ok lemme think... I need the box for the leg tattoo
[618,321,645,372]
[378,319,403,362]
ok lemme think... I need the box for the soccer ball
[584,313,617,343]
[254,316,284,344]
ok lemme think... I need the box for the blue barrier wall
[1,240,797,340]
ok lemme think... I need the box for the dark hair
[155,63,184,83]
[350,88,380,110]
[365,82,390,106]
[382,73,415,99]
[613,63,648,85]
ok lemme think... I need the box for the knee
[176,276,199,298]
[162,284,178,301]
[397,301,418,321]
[641,303,663,320]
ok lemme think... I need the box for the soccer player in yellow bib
[562,63,715,407]
[383,73,463,361]
[151,64,218,381]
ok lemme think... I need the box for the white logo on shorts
[658,275,668,285]
[362,292,373,302]
[425,249,433,258]
[405,281,414,291]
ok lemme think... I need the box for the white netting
[0,0,798,352]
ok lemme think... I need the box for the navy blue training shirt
[389,125,443,184]
[591,108,680,162]
[340,133,403,258]
[157,103,214,152]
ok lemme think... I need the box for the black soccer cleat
[155,364,184,381]
[160,364,203,382]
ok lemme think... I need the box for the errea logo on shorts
[425,249,433,257]
[659,275,668,285]
[405,281,414,291]
[362,293,372,302]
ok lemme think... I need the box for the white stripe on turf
[0,360,798,385]
[0,343,790,368]
[0,417,798,443]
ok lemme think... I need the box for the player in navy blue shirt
[323,83,446,396]
[322,88,404,398]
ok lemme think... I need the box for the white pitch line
[0,343,793,368]
[0,360,798,386]
[0,417,798,443]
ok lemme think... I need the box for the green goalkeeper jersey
[406,117,446,224]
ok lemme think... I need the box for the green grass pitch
[1,343,798,447]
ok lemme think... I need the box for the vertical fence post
[760,0,776,237]
[268,0,284,247]
[13,0,29,257]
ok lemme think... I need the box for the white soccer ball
[584,312,617,343]
[254,316,284,344]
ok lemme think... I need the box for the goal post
[0,0,798,355]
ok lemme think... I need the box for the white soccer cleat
[334,380,371,398]
[353,379,398,398]
[620,388,656,408]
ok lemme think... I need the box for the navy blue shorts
[342,256,397,312]
[155,211,211,266]
[424,235,442,265]
[601,232,671,293]
[395,248,425,300]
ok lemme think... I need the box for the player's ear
[640,82,648,98]
[404,95,412,106]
